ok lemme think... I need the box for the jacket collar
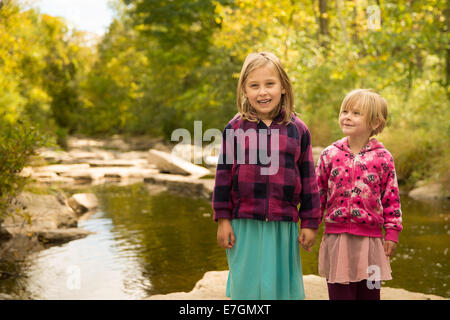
[333,137,384,154]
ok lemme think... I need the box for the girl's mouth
[258,99,271,105]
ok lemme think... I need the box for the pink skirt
[318,233,392,284]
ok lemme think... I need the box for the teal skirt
[225,219,305,300]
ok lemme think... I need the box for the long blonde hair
[236,52,294,124]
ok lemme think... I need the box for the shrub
[0,118,47,219]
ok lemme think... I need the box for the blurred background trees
[0,0,448,194]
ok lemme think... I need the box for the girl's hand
[217,219,235,249]
[384,240,397,257]
[298,228,317,252]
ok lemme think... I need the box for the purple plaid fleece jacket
[212,109,321,229]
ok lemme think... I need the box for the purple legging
[327,280,381,300]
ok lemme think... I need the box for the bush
[0,118,47,218]
[380,75,450,188]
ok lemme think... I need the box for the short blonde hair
[236,52,294,124]
[340,89,388,136]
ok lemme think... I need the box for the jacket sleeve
[212,124,234,221]
[381,155,403,243]
[315,149,330,225]
[297,129,321,229]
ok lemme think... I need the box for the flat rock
[146,270,447,300]
[68,193,99,215]
[35,228,94,244]
[144,174,213,199]
[87,159,148,167]
[408,182,450,201]
[148,149,211,178]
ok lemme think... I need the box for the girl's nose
[259,87,268,95]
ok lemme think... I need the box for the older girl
[212,52,321,300]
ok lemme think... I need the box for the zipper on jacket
[265,126,271,222]
[349,153,357,222]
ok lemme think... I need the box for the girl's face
[244,64,285,120]
[339,106,372,139]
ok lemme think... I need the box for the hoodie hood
[332,137,385,155]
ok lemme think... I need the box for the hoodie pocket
[325,208,349,224]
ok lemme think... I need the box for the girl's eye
[353,111,360,115]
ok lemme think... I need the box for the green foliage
[0,117,47,218]
[381,71,450,187]
[0,0,89,216]
[0,0,95,140]
[124,0,229,54]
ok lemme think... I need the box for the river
[0,183,448,299]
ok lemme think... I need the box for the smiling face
[244,64,285,120]
[339,105,373,140]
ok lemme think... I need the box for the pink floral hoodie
[316,137,403,242]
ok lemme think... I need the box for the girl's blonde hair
[340,89,388,136]
[237,52,294,124]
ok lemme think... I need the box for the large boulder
[4,192,78,231]
[409,182,450,201]
[0,218,12,240]
[148,149,211,178]
[2,192,92,245]
[68,193,99,215]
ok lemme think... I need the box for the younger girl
[316,89,403,300]
[212,52,321,300]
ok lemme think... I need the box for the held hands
[384,240,397,257]
[217,219,235,249]
[298,228,317,252]
[218,220,319,251]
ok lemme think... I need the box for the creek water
[0,183,448,299]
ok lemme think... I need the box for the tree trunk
[319,0,329,49]
[446,0,450,88]
[351,3,359,45]
[335,0,348,43]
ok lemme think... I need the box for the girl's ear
[371,119,381,132]
[281,88,286,94]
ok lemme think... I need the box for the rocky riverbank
[21,136,215,197]
[1,135,216,262]
[0,191,98,261]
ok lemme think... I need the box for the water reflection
[24,210,150,299]
[94,184,226,296]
